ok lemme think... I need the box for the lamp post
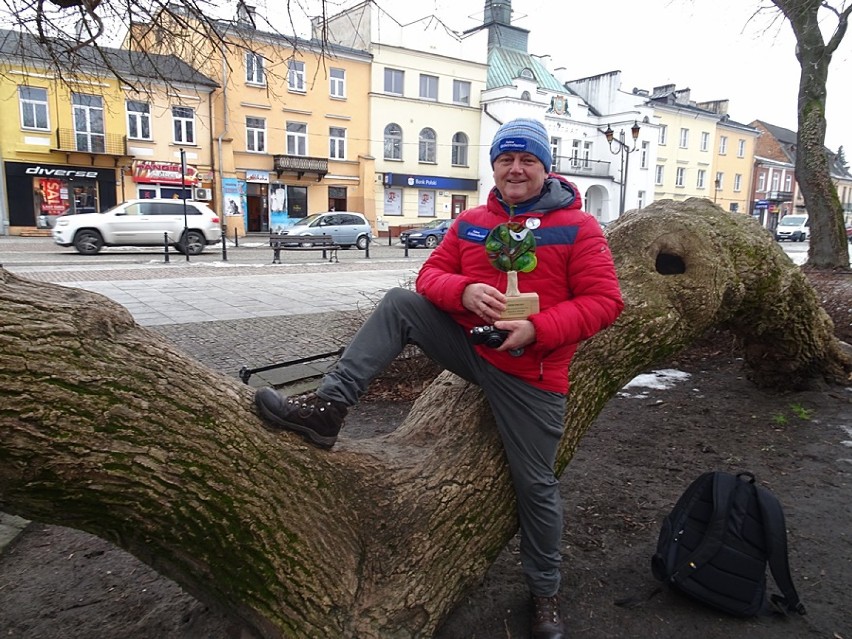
[180,148,189,262]
[603,121,641,215]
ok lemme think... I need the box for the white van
[775,215,810,242]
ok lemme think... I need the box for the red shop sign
[133,160,199,186]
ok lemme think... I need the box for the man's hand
[494,319,536,352]
[463,283,507,324]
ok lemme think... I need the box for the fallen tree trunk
[0,199,848,638]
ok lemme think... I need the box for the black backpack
[651,471,807,618]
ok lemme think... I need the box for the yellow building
[131,4,374,234]
[710,116,759,215]
[0,28,217,235]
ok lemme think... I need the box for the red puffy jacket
[415,176,624,393]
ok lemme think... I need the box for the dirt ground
[0,269,850,638]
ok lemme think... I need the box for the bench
[269,234,339,264]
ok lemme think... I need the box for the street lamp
[603,121,641,215]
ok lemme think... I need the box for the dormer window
[519,68,534,80]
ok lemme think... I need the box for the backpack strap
[669,471,739,583]
[751,476,807,616]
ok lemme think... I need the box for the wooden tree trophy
[485,222,540,319]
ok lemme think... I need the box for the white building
[317,0,488,233]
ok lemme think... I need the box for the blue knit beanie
[489,118,552,170]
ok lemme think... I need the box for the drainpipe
[0,156,7,236]
[216,43,229,219]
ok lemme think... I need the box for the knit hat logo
[489,118,552,170]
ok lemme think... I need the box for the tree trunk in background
[0,199,849,638]
[772,0,851,269]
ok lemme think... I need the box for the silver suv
[275,211,372,249]
[52,199,223,255]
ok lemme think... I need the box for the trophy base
[500,293,540,320]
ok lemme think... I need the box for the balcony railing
[54,128,128,156]
[553,156,612,178]
[273,154,329,181]
[767,190,794,201]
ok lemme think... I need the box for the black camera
[469,325,510,349]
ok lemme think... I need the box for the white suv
[52,199,223,255]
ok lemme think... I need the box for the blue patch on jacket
[457,220,580,246]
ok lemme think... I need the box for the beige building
[319,1,488,235]
[132,4,374,234]
[708,115,759,215]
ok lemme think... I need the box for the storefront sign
[133,160,199,185]
[383,173,478,191]
[25,166,99,179]
[246,170,270,183]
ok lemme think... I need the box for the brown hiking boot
[531,595,565,639]
[254,388,347,449]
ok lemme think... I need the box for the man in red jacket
[255,118,624,639]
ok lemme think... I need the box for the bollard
[388,230,393,246]
[234,227,239,248]
[221,233,228,261]
[365,236,370,259]
[404,240,409,258]
[163,232,170,263]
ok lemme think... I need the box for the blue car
[400,219,453,248]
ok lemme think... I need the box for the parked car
[52,199,222,255]
[775,214,810,242]
[275,211,372,250]
[399,218,453,248]
[846,224,852,244]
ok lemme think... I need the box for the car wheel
[73,229,104,255]
[425,235,439,249]
[356,234,369,250]
[181,230,206,255]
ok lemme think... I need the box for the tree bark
[0,200,849,638]
[771,0,851,269]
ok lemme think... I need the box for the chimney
[484,0,512,25]
[236,1,256,27]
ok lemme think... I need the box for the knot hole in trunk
[656,252,686,275]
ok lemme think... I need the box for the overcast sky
[283,0,851,153]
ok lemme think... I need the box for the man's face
[492,152,547,205]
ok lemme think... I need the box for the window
[550,137,559,172]
[329,126,346,159]
[659,125,667,145]
[288,60,305,92]
[640,141,649,169]
[571,140,581,167]
[126,100,151,140]
[737,139,746,158]
[419,74,438,101]
[172,106,195,144]
[246,116,266,153]
[758,173,766,191]
[246,52,265,85]
[785,175,792,191]
[419,127,436,163]
[286,121,307,155]
[771,173,780,191]
[734,173,742,192]
[697,169,706,189]
[521,91,531,101]
[675,167,686,187]
[73,93,105,152]
[679,128,689,149]
[330,68,346,98]
[655,165,664,185]
[384,68,404,95]
[451,132,468,166]
[700,131,710,152]
[19,86,49,130]
[453,80,471,105]
[384,123,402,160]
[637,190,646,209]
[719,136,728,155]
[715,171,724,190]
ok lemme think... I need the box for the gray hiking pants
[318,288,566,597]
